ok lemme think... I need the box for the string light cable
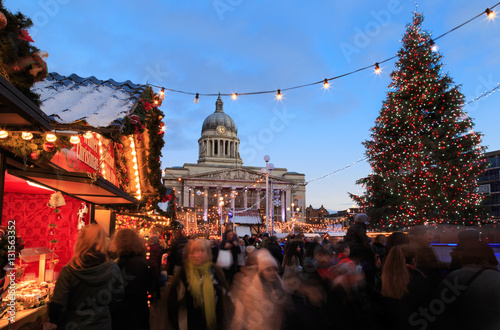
[282,81,500,189]
[146,3,500,101]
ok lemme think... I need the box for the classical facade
[163,95,306,229]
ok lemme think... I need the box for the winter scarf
[185,261,217,330]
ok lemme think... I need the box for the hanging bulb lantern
[429,39,438,52]
[232,93,238,100]
[323,79,330,90]
[0,131,8,139]
[485,8,496,19]
[84,131,93,139]
[276,89,282,101]
[374,63,382,74]
[22,132,33,140]
[194,93,200,104]
[159,87,165,100]
[70,135,80,144]
[46,133,57,142]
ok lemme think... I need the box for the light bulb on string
[159,87,165,100]
[231,93,238,100]
[276,89,282,101]
[0,131,8,139]
[429,39,438,52]
[323,79,330,90]
[485,8,496,19]
[194,93,200,104]
[374,63,382,74]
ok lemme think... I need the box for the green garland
[0,1,46,105]
[107,86,166,215]
[0,132,70,164]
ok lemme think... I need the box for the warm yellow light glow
[84,131,93,139]
[374,63,381,74]
[133,164,138,170]
[0,131,8,139]
[70,135,80,144]
[159,87,165,100]
[133,157,137,163]
[135,171,139,177]
[131,150,136,156]
[323,79,330,90]
[46,133,57,142]
[486,8,496,19]
[22,132,33,140]
[231,93,238,100]
[276,89,282,101]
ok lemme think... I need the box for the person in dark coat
[265,235,284,273]
[375,244,431,330]
[344,213,377,285]
[48,224,124,329]
[220,230,240,285]
[425,240,500,330]
[110,228,150,330]
[409,226,441,289]
[148,236,163,299]
[167,238,230,330]
[167,230,188,276]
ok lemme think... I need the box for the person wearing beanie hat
[354,213,370,225]
[345,213,377,286]
[231,249,288,330]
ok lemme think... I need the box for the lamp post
[262,155,274,234]
[219,197,224,240]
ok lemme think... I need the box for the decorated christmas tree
[350,13,486,229]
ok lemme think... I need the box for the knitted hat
[256,249,278,273]
[354,213,369,225]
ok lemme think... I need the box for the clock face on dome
[217,126,226,134]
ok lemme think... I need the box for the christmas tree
[350,13,486,229]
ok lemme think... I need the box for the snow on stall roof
[32,72,146,128]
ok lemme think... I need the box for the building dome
[201,95,237,134]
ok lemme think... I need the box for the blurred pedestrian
[167,238,229,330]
[48,224,124,329]
[110,228,150,330]
[148,236,163,299]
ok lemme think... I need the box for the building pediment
[183,168,293,184]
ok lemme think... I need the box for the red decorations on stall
[18,29,33,42]
[43,142,55,153]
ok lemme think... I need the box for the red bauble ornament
[43,142,55,152]
[0,12,7,30]
[30,152,40,160]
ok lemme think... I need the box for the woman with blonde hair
[110,228,150,330]
[376,244,431,329]
[167,238,229,330]
[48,224,124,329]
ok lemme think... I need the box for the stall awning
[233,210,262,225]
[7,168,137,204]
[0,75,52,131]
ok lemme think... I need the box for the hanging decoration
[77,203,88,230]
[47,191,66,218]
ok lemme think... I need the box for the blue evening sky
[6,0,500,212]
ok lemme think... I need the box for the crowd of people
[46,214,500,330]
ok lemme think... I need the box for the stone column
[243,188,248,209]
[281,190,286,222]
[286,188,292,222]
[189,187,194,208]
[182,184,189,207]
[203,186,209,221]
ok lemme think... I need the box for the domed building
[162,95,306,236]
[197,95,243,165]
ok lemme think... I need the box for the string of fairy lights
[278,81,500,190]
[147,4,499,102]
